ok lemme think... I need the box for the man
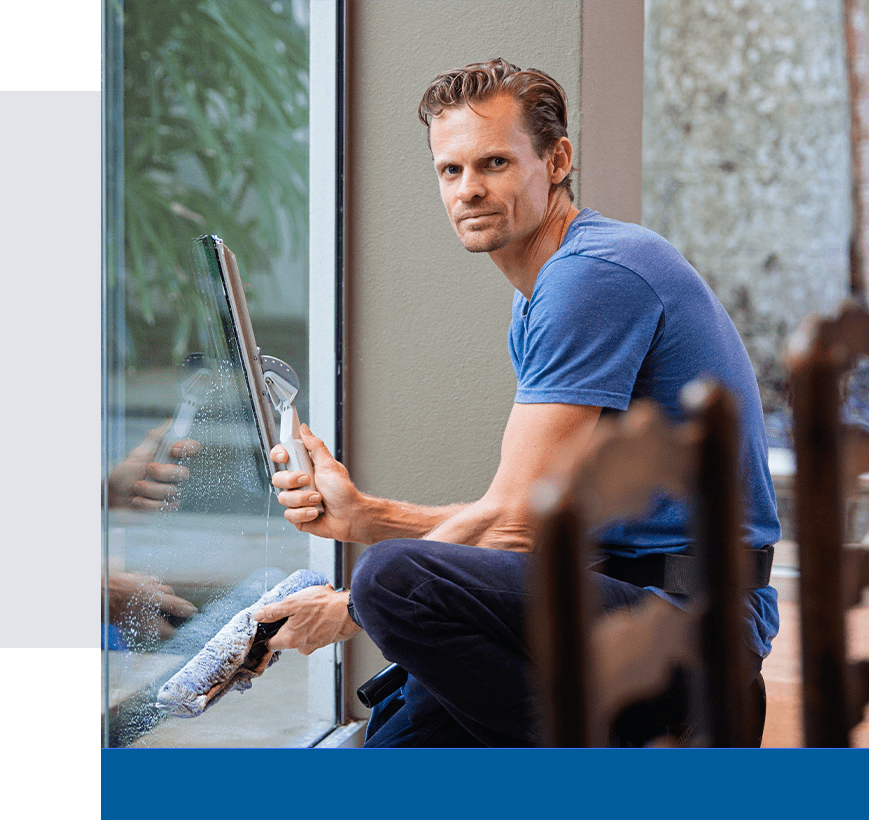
[253,58,780,747]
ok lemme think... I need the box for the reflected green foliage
[123,0,308,358]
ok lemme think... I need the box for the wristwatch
[346,589,362,627]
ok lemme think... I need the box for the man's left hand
[253,584,362,655]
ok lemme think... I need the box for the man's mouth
[457,211,499,223]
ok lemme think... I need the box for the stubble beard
[454,216,512,254]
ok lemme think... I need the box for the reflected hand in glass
[103,571,198,643]
[106,422,202,511]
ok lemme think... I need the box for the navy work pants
[350,538,710,748]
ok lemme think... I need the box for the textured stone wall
[642,0,853,414]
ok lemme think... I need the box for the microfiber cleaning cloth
[158,566,286,660]
[155,568,328,717]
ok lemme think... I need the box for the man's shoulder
[559,210,680,264]
[546,211,699,299]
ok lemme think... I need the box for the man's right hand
[273,425,463,545]
[271,424,361,542]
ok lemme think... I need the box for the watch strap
[345,589,362,627]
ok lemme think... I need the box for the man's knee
[350,539,428,634]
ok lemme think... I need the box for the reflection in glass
[103,236,329,747]
[102,0,336,748]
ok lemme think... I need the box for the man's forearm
[422,497,537,552]
[353,494,470,545]
[352,493,535,551]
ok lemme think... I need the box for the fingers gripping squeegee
[261,354,323,512]
[155,569,328,717]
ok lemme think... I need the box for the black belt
[588,545,775,596]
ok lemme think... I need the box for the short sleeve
[511,255,664,410]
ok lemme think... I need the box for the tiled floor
[761,598,869,747]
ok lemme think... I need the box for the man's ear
[549,137,574,184]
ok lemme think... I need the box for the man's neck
[489,194,581,299]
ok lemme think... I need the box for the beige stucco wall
[343,0,581,509]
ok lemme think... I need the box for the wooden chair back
[529,380,759,747]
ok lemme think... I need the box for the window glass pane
[102,0,337,748]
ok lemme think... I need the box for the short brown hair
[418,57,575,201]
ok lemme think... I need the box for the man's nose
[456,169,486,201]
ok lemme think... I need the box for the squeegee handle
[280,431,324,513]
[245,616,289,670]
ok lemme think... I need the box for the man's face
[429,94,554,255]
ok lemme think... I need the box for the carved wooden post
[682,381,754,747]
[788,301,869,746]
[530,501,603,747]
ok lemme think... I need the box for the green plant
[122,0,308,359]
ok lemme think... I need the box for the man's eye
[444,165,459,176]
[490,157,506,168]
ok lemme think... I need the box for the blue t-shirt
[509,209,780,657]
